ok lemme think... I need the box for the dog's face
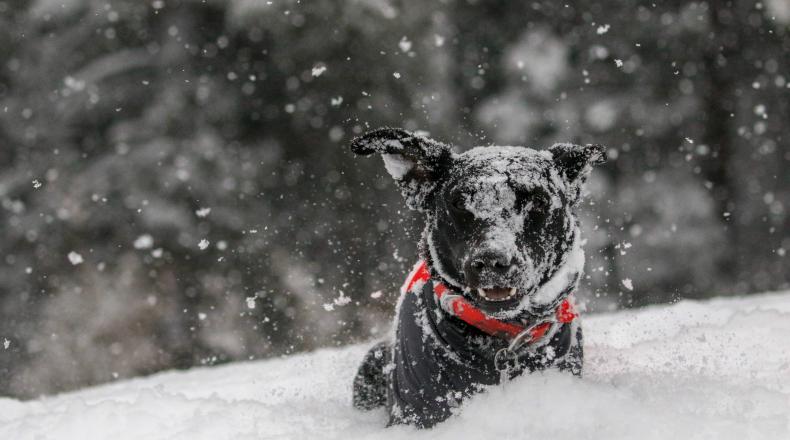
[352,128,605,317]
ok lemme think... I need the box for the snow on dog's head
[351,127,606,318]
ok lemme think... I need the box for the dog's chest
[387,281,574,427]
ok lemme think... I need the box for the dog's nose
[468,250,513,275]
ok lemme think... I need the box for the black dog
[350,128,606,428]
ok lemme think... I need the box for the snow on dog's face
[351,128,605,317]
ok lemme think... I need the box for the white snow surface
[3,291,790,440]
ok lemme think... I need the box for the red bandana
[403,260,578,345]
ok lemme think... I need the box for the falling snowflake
[151,248,164,258]
[32,179,42,189]
[370,290,383,299]
[330,96,343,106]
[323,303,335,312]
[198,239,210,250]
[618,241,633,255]
[393,72,401,79]
[333,291,352,307]
[195,207,211,217]
[63,76,83,91]
[67,251,84,265]
[398,36,412,52]
[311,64,327,77]
[614,59,624,68]
[133,234,154,249]
[596,24,610,34]
[3,339,9,350]
[622,278,634,291]
[245,297,256,309]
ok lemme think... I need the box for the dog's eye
[532,195,548,211]
[451,196,467,212]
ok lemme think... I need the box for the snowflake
[398,36,412,52]
[622,278,634,291]
[134,234,154,249]
[195,207,211,217]
[333,291,352,307]
[198,239,210,250]
[67,251,84,265]
[311,64,327,77]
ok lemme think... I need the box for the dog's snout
[468,250,513,275]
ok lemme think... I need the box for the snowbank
[2,292,789,440]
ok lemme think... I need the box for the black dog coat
[354,260,583,428]
[349,127,603,428]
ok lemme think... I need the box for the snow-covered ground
[2,292,789,440]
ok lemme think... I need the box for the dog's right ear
[351,127,454,210]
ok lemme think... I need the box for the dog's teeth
[475,287,518,302]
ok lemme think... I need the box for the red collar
[403,260,578,344]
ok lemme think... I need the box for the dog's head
[352,127,606,317]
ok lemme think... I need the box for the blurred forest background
[0,0,788,398]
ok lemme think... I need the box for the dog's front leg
[555,322,584,377]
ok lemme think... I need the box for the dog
[350,127,606,428]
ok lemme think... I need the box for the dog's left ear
[351,127,454,210]
[549,143,606,203]
[549,143,607,193]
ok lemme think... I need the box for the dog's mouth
[476,287,517,302]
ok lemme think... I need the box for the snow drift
[2,291,789,440]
